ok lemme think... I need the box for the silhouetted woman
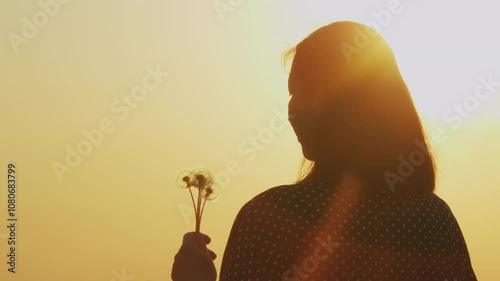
[171,21,477,281]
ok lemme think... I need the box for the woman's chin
[301,148,317,161]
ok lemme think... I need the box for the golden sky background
[1,0,499,280]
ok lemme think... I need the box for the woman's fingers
[194,233,210,253]
[195,232,212,245]
[183,232,211,245]
[208,249,217,260]
[194,233,216,260]
[182,232,216,259]
[203,233,212,244]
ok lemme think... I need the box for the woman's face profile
[288,60,322,161]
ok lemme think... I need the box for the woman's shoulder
[234,179,456,224]
[244,180,449,203]
[237,182,297,214]
[378,190,454,210]
[241,180,328,208]
[231,181,301,219]
[233,180,346,224]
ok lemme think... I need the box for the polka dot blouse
[219,180,477,281]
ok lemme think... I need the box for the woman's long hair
[285,21,435,193]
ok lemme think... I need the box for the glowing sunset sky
[0,0,499,280]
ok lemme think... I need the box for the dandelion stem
[196,185,202,233]
[188,186,197,217]
[177,169,217,234]
[200,197,208,224]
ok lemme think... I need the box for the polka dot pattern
[219,180,477,281]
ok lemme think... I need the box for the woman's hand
[171,232,217,281]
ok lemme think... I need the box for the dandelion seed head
[175,169,193,189]
[191,168,214,189]
[202,184,220,201]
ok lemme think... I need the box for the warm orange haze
[0,0,499,280]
